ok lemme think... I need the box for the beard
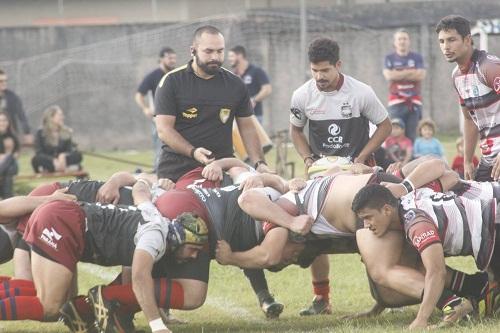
[196,56,222,75]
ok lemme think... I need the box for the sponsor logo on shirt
[243,75,252,85]
[182,107,198,119]
[328,124,340,136]
[40,227,62,250]
[322,123,346,149]
[340,102,352,118]
[413,229,436,247]
[290,107,302,120]
[408,59,415,68]
[219,108,231,124]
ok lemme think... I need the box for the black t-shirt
[241,64,270,116]
[189,184,263,257]
[137,68,166,98]
[80,202,142,267]
[66,180,134,206]
[154,60,253,158]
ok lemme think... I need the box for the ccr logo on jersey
[328,123,341,136]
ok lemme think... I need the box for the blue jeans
[388,103,422,143]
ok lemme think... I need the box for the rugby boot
[59,297,98,333]
[88,285,136,333]
[435,297,473,328]
[299,297,332,316]
[259,292,284,319]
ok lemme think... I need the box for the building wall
[0,1,498,149]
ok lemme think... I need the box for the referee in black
[154,25,282,318]
[154,25,270,182]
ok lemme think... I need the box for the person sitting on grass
[31,105,82,173]
[0,111,19,198]
[413,118,444,159]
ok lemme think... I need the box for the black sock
[449,269,488,298]
[436,289,462,310]
[243,269,270,303]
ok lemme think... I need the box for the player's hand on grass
[96,178,121,204]
[408,317,429,330]
[288,178,307,193]
[202,162,223,181]
[156,178,175,191]
[215,240,233,265]
[239,175,264,191]
[193,147,215,165]
[50,187,77,202]
[291,215,313,235]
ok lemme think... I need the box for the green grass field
[2,135,498,333]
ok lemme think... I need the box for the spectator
[451,136,479,179]
[0,69,33,145]
[383,29,426,142]
[0,111,19,198]
[384,118,412,165]
[228,45,272,124]
[413,118,444,158]
[135,47,177,171]
[31,105,82,173]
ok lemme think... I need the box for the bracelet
[303,155,315,164]
[254,160,267,169]
[190,147,197,159]
[401,179,415,194]
[149,317,167,332]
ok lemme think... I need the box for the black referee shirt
[154,60,253,158]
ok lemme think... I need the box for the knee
[181,282,207,310]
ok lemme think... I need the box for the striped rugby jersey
[452,50,500,164]
[400,181,498,270]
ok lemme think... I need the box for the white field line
[77,263,261,323]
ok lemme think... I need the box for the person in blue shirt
[413,118,444,158]
[228,45,272,124]
[383,29,426,142]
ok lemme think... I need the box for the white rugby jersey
[401,182,497,270]
[290,74,387,159]
[452,50,500,164]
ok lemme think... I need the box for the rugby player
[0,180,209,333]
[351,180,500,329]
[215,157,480,324]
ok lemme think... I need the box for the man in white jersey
[436,15,500,181]
[352,181,500,329]
[289,37,392,315]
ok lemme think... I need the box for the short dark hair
[308,38,340,64]
[435,15,471,38]
[230,45,246,58]
[193,25,222,43]
[159,47,175,58]
[351,184,399,214]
